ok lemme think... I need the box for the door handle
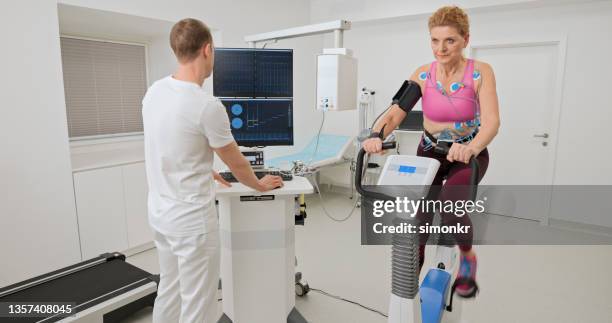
[533,133,549,139]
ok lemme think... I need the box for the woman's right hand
[362,137,383,154]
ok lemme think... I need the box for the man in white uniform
[142,18,283,323]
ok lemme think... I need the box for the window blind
[60,37,147,138]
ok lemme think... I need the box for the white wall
[59,0,314,48]
[148,34,178,87]
[309,0,602,23]
[0,0,81,287]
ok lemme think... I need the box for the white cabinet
[122,163,153,248]
[73,162,152,260]
[73,167,129,259]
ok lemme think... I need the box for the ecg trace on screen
[221,99,293,146]
[254,51,292,98]
[213,48,292,98]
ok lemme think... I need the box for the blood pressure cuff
[392,80,422,113]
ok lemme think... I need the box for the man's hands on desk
[213,171,283,192]
[256,175,284,192]
[212,142,283,192]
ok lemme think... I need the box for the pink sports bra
[421,59,480,123]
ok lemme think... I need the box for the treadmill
[0,252,158,322]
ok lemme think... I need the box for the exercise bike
[355,140,479,323]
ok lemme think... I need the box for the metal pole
[333,29,343,48]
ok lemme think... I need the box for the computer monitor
[220,98,293,147]
[213,48,293,98]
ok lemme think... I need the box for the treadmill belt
[1,259,155,322]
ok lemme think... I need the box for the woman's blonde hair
[428,6,470,37]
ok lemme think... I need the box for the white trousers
[152,230,220,323]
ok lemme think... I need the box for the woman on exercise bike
[362,5,500,298]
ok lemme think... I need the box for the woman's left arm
[468,62,500,154]
[448,62,500,163]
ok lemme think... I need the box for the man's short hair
[170,18,212,63]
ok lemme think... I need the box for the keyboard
[218,170,293,183]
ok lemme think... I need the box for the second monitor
[220,98,293,147]
[213,48,293,98]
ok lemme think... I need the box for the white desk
[216,176,313,323]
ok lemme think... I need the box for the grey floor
[124,192,612,323]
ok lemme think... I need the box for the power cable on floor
[312,179,360,222]
[310,287,388,318]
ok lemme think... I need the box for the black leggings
[415,141,489,267]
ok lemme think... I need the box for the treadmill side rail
[0,253,125,299]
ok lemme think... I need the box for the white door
[471,43,562,221]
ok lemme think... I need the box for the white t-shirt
[142,76,234,237]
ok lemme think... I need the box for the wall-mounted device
[316,48,358,111]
